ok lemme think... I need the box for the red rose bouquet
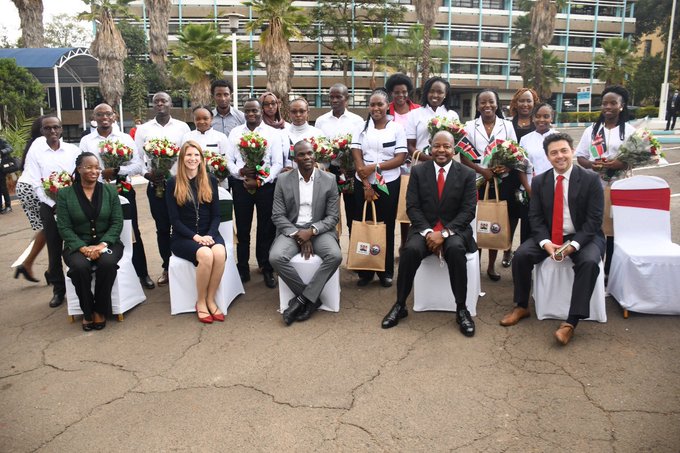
[330,133,354,194]
[305,136,335,164]
[204,151,230,181]
[237,131,270,194]
[427,116,468,145]
[144,138,179,198]
[99,139,134,193]
[41,171,73,202]
[483,139,530,172]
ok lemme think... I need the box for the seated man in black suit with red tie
[382,130,478,337]
[500,132,605,345]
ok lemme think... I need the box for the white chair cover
[66,195,146,317]
[608,176,680,315]
[169,187,244,315]
[532,257,607,322]
[412,216,481,316]
[278,254,341,313]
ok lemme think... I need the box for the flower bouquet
[483,139,530,173]
[41,171,73,202]
[427,116,468,144]
[204,151,230,181]
[237,131,270,194]
[144,138,179,198]
[305,136,336,167]
[616,129,664,169]
[330,134,354,194]
[99,139,134,193]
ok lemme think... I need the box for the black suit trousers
[396,232,468,309]
[232,181,275,273]
[121,187,149,278]
[147,183,171,270]
[40,202,65,297]
[512,238,602,319]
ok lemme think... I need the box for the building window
[448,0,506,8]
[565,68,591,79]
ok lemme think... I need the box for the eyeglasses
[80,165,102,171]
[94,111,115,118]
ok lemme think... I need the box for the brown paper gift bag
[602,185,613,237]
[476,178,511,250]
[346,201,386,272]
[396,151,421,224]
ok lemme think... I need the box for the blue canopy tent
[0,48,99,129]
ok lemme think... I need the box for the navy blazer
[529,164,605,253]
[406,159,478,253]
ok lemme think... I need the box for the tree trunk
[189,78,212,108]
[11,0,44,47]
[414,0,437,83]
[89,9,127,107]
[422,27,431,82]
[147,0,171,77]
[261,21,292,119]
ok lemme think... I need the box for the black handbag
[0,154,20,174]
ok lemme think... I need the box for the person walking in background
[57,152,123,331]
[0,138,14,214]
[666,89,679,131]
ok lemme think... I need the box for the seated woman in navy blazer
[57,152,123,331]
[165,140,226,323]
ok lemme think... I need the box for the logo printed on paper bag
[477,220,491,234]
[370,245,381,256]
[490,223,501,234]
[356,242,370,255]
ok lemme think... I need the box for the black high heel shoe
[14,265,39,283]
[44,271,52,286]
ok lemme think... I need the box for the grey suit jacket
[272,168,340,238]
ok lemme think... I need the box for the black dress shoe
[456,309,475,337]
[296,299,322,322]
[357,277,372,287]
[48,294,65,308]
[381,303,408,329]
[282,296,307,325]
[140,275,155,289]
[379,276,393,288]
[263,270,276,288]
[239,270,251,283]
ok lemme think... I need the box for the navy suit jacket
[529,164,605,253]
[406,159,478,253]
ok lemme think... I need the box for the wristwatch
[441,230,450,238]
[311,225,319,236]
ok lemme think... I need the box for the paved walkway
[1,144,679,452]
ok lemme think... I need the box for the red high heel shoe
[195,303,213,324]
[208,305,224,322]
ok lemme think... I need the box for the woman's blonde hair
[174,140,213,206]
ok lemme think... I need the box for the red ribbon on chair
[610,188,671,211]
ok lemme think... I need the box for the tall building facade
[129,0,637,121]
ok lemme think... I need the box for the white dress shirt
[539,164,580,251]
[226,123,283,184]
[134,117,191,174]
[520,128,557,183]
[420,160,453,237]
[406,105,459,152]
[351,120,407,184]
[182,128,230,156]
[575,123,636,186]
[297,168,316,225]
[463,117,517,167]
[79,129,144,178]
[23,139,81,207]
[314,109,364,140]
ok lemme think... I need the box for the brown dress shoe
[499,307,530,326]
[554,322,575,345]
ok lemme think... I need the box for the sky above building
[0,0,88,43]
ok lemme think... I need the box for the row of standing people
[12,76,634,336]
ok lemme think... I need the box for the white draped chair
[278,254,341,313]
[169,187,244,315]
[413,217,480,316]
[608,175,680,317]
[532,257,607,322]
[66,195,146,321]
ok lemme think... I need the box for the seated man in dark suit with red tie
[382,130,478,337]
[500,132,605,345]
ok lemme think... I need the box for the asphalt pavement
[0,126,678,452]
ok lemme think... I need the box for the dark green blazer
[56,183,123,252]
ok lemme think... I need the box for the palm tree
[413,0,437,82]
[147,0,172,75]
[79,1,133,107]
[395,24,448,89]
[243,0,310,115]
[10,0,44,47]
[171,24,230,107]
[351,27,399,90]
[595,37,638,86]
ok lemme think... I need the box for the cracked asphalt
[1,136,679,452]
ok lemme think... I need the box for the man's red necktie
[434,167,445,231]
[551,175,565,245]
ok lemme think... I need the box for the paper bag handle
[482,176,500,203]
[361,200,379,225]
[411,150,422,167]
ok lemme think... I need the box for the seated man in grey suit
[269,140,342,325]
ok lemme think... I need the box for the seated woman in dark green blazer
[57,152,123,331]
